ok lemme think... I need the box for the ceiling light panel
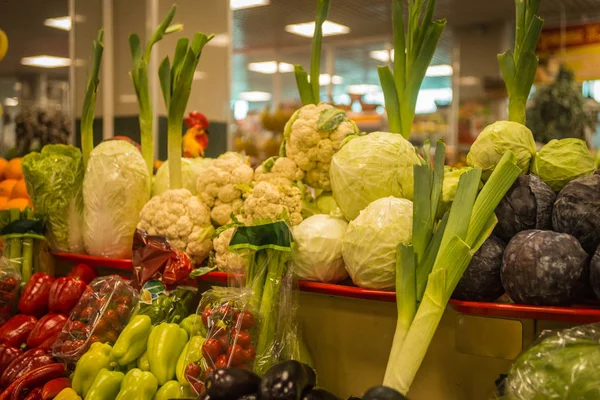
[248,61,294,74]
[231,0,270,10]
[21,55,72,68]
[285,21,350,38]
[44,16,71,31]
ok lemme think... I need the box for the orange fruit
[4,158,22,180]
[6,198,29,211]
[11,179,28,199]
[0,179,16,197]
[0,158,7,179]
[0,196,8,210]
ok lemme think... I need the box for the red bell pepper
[0,343,22,372]
[67,264,97,285]
[0,348,54,388]
[18,274,55,317]
[41,377,71,399]
[26,314,68,349]
[0,314,38,347]
[48,277,87,315]
[0,363,66,400]
[23,387,42,400]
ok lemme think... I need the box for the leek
[378,0,446,138]
[158,32,213,190]
[294,0,330,105]
[129,4,182,179]
[498,0,543,124]
[81,29,104,168]
[383,150,521,395]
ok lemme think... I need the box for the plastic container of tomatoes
[182,287,257,394]
[51,275,139,364]
[0,257,20,326]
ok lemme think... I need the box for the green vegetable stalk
[81,29,104,168]
[159,32,214,190]
[378,0,446,138]
[7,208,22,272]
[20,208,35,282]
[294,0,330,105]
[129,5,182,179]
[498,0,544,125]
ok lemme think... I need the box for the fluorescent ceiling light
[4,98,18,107]
[347,84,380,95]
[208,33,230,47]
[21,55,71,68]
[239,91,272,102]
[308,74,344,85]
[231,0,270,10]
[285,21,350,38]
[44,16,71,31]
[369,50,453,77]
[248,61,294,74]
[193,71,207,80]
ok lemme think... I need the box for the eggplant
[260,360,317,400]
[363,386,407,400]
[205,368,261,400]
[303,388,340,400]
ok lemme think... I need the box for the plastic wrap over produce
[52,275,139,364]
[82,140,151,258]
[501,323,600,399]
[0,257,20,325]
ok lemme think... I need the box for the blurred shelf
[448,299,600,324]
[52,252,600,322]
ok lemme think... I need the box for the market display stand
[52,253,597,399]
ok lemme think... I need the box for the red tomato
[116,304,130,322]
[60,339,85,355]
[218,304,232,317]
[185,362,202,379]
[217,334,229,350]
[105,330,119,343]
[201,307,212,327]
[79,306,95,321]
[191,381,205,395]
[88,335,100,344]
[235,330,251,347]
[116,296,131,306]
[204,367,214,379]
[239,311,254,330]
[227,344,245,366]
[215,354,228,369]
[94,317,110,334]
[70,320,86,333]
[202,338,222,361]
[243,345,256,363]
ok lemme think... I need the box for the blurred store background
[2,0,600,165]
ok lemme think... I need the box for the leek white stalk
[81,29,104,168]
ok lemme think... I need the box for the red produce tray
[53,252,133,271]
[448,299,600,324]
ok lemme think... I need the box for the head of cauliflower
[283,103,359,190]
[197,152,254,227]
[254,157,304,187]
[243,181,303,226]
[213,226,248,273]
[138,188,214,264]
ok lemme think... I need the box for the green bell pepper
[179,314,205,337]
[55,388,82,400]
[115,368,158,400]
[110,315,152,366]
[72,342,113,397]
[84,368,124,400]
[137,351,150,371]
[148,323,188,385]
[154,380,185,400]
[176,335,205,385]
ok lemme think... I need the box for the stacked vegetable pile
[0,265,96,398]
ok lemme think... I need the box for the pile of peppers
[0,265,96,398]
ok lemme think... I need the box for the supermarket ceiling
[2,0,600,80]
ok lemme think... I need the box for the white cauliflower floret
[197,152,254,226]
[254,157,304,186]
[213,227,248,273]
[244,181,303,226]
[138,188,214,264]
[284,103,358,190]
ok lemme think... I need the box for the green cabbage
[532,138,595,192]
[467,121,536,180]
[21,144,84,253]
[330,132,422,221]
[342,196,413,289]
[83,140,151,258]
[438,166,472,217]
[292,214,348,283]
[153,157,212,196]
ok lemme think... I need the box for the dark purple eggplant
[205,368,261,400]
[303,388,339,400]
[260,360,317,400]
[362,386,407,400]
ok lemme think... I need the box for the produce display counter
[52,252,600,324]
